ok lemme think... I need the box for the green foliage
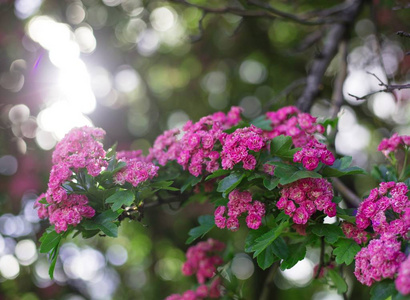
[39,228,61,254]
[105,190,135,211]
[256,244,279,270]
[273,162,322,185]
[310,224,344,244]
[270,135,300,160]
[370,280,396,300]
[322,156,366,177]
[280,243,306,270]
[186,215,215,244]
[327,269,348,294]
[82,210,121,237]
[333,238,361,265]
[251,219,289,257]
[216,172,245,196]
[251,115,272,131]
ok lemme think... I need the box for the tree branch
[348,72,410,100]
[168,0,277,19]
[259,262,280,300]
[296,0,364,112]
[331,39,348,118]
[332,177,362,207]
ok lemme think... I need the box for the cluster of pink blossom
[148,107,242,176]
[293,139,335,170]
[377,133,410,157]
[166,239,225,300]
[355,181,409,238]
[265,106,325,147]
[52,127,107,176]
[395,255,410,295]
[354,234,406,286]
[277,178,335,224]
[35,127,106,232]
[341,222,369,244]
[35,193,95,233]
[113,150,159,186]
[220,125,266,170]
[214,189,265,231]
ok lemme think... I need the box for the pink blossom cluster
[35,127,106,232]
[52,127,107,176]
[277,178,335,224]
[214,189,265,231]
[166,239,225,300]
[341,222,369,244]
[355,182,410,238]
[220,125,266,170]
[265,106,325,147]
[395,255,410,295]
[35,193,95,233]
[377,133,410,157]
[354,234,406,286]
[165,278,222,300]
[113,150,159,186]
[148,107,242,176]
[293,139,335,170]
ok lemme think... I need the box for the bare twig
[168,0,277,19]
[296,0,364,112]
[259,262,280,300]
[315,237,326,279]
[332,177,361,207]
[396,31,410,38]
[190,11,207,42]
[348,71,410,100]
[331,39,348,118]
[247,0,340,25]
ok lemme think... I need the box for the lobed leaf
[328,269,348,294]
[186,215,215,244]
[280,243,306,270]
[216,172,245,196]
[105,190,135,211]
[333,238,361,265]
[310,224,344,244]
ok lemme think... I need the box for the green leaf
[151,181,179,191]
[322,156,366,177]
[216,172,245,196]
[245,227,269,253]
[251,115,272,130]
[274,164,322,185]
[205,169,231,181]
[271,237,289,259]
[39,230,62,253]
[48,243,61,279]
[257,244,279,270]
[38,197,48,205]
[186,215,215,244]
[310,224,344,244]
[336,207,356,223]
[181,175,203,193]
[263,177,280,190]
[370,280,396,300]
[82,210,121,237]
[328,269,348,294]
[270,135,299,160]
[320,118,339,131]
[333,238,361,265]
[105,190,135,211]
[393,292,410,300]
[252,220,289,257]
[106,142,117,158]
[280,243,306,270]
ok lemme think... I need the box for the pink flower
[395,256,410,295]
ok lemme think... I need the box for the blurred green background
[0,0,409,299]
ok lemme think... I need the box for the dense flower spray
[277,178,335,224]
[214,189,265,231]
[166,239,225,300]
